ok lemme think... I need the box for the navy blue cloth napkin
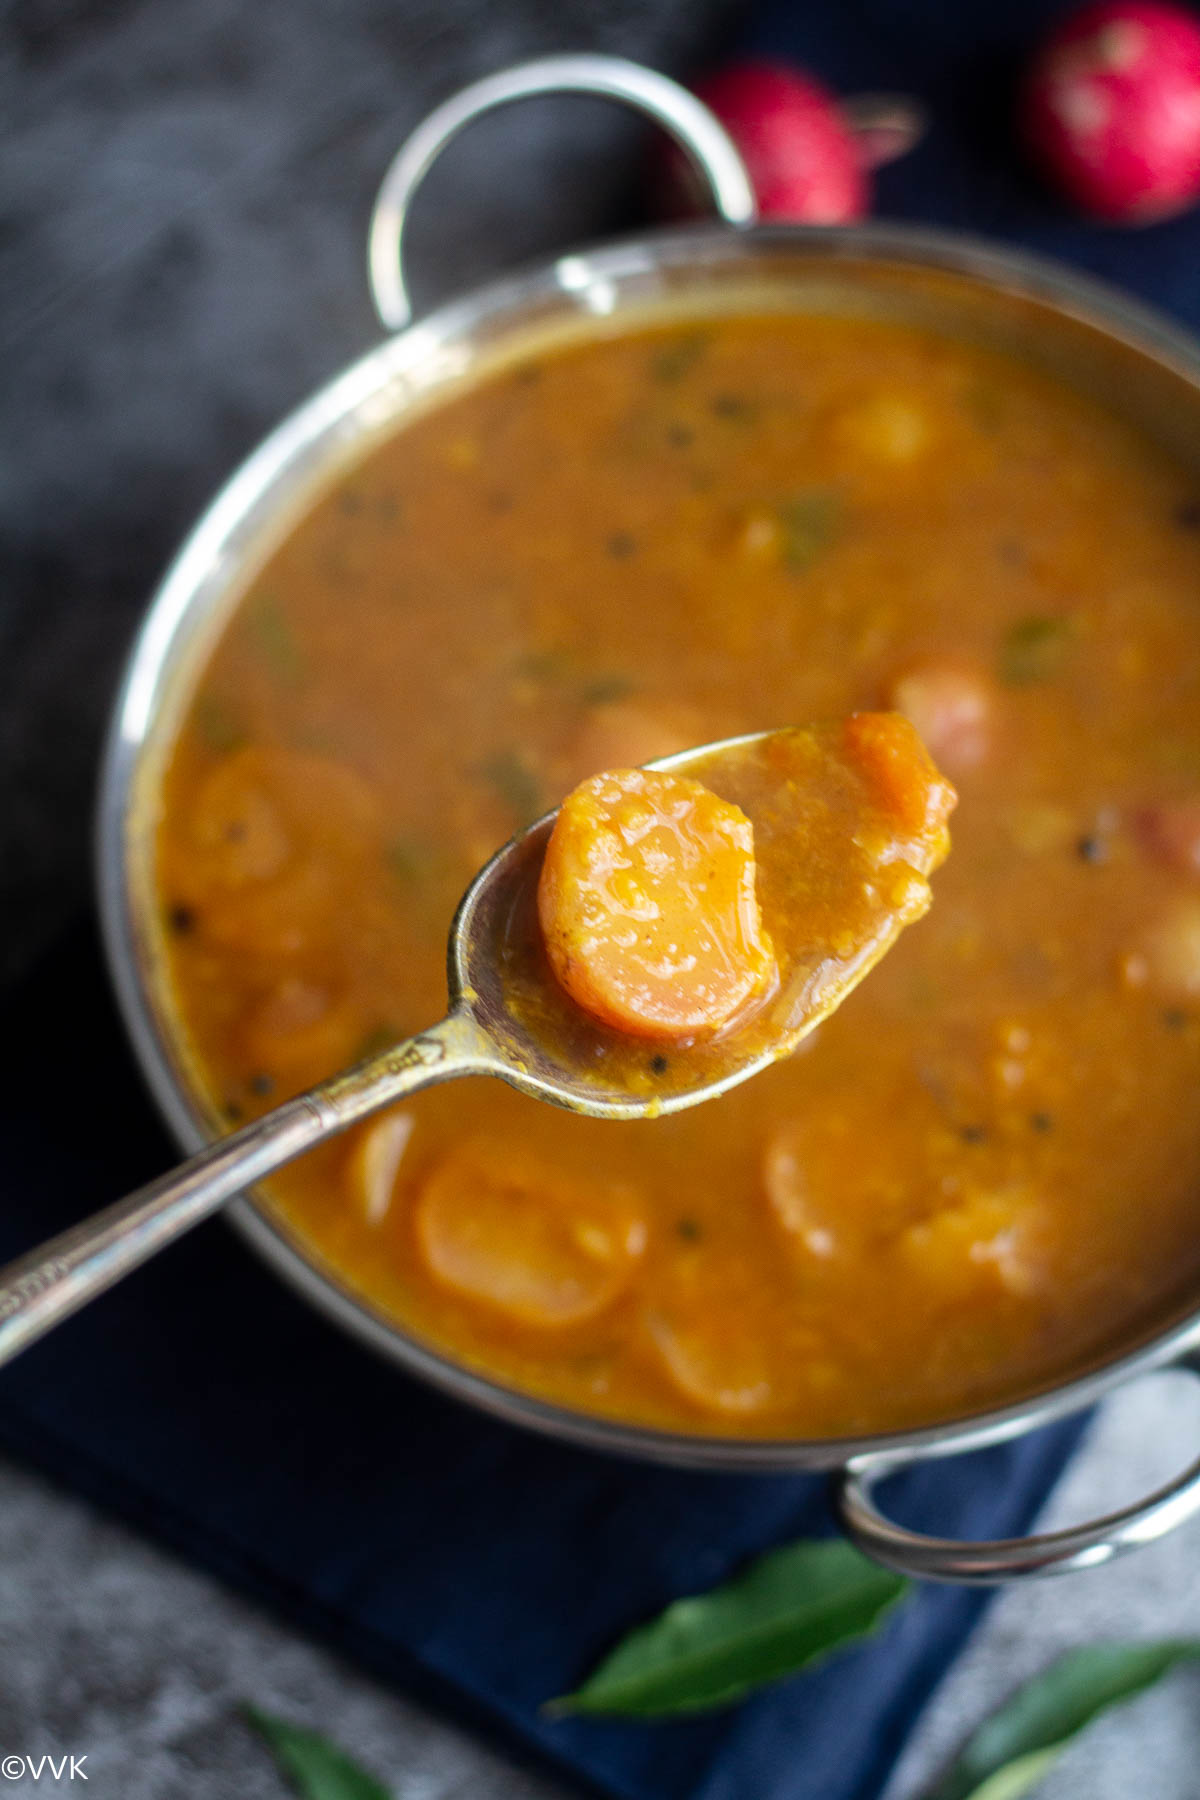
[0,926,1083,1800]
[10,1,1200,1790]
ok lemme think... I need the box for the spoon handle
[0,1010,492,1368]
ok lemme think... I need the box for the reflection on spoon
[0,714,954,1366]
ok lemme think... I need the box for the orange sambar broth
[156,313,1200,1437]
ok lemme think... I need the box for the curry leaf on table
[243,1705,391,1800]
[925,1640,1200,1800]
[548,1537,908,1719]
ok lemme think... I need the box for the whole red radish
[1021,0,1200,222]
[689,61,870,223]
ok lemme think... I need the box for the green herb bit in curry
[340,486,403,524]
[514,647,572,683]
[476,749,543,823]
[999,615,1075,686]
[246,592,306,685]
[385,837,437,883]
[1152,736,1200,778]
[710,392,758,422]
[512,648,637,709]
[352,1023,405,1063]
[581,673,637,706]
[193,692,247,753]
[777,490,842,573]
[651,331,709,384]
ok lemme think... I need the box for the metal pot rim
[96,216,1200,1483]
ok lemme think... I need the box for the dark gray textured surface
[0,0,737,982]
[3,1382,1200,1797]
[0,1452,566,1798]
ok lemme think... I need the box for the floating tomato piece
[1134,797,1200,874]
[886,661,993,774]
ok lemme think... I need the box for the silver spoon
[0,725,950,1367]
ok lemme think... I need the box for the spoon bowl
[455,726,949,1117]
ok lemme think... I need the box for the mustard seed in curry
[156,312,1200,1438]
